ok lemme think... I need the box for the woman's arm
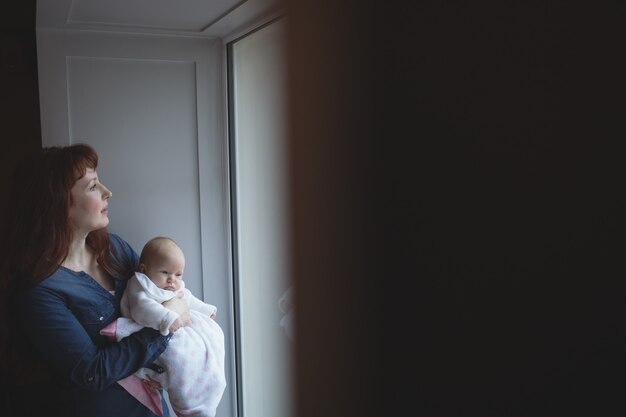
[18,286,171,392]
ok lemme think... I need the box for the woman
[0,144,189,416]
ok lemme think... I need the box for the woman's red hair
[2,143,124,286]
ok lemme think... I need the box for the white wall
[36,29,235,417]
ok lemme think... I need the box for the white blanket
[120,273,227,417]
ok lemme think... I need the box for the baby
[105,236,226,417]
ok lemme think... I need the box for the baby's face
[141,250,185,292]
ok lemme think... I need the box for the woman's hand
[163,292,191,332]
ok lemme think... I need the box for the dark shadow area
[0,1,41,220]
[288,1,626,416]
[1,2,50,417]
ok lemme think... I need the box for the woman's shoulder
[108,233,136,255]
[108,232,128,247]
[107,233,139,275]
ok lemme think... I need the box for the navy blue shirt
[18,234,172,417]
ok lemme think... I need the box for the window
[227,17,293,417]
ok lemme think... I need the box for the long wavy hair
[3,144,127,284]
[0,143,124,382]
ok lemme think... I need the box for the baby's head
[139,236,185,292]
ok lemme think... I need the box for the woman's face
[68,168,112,234]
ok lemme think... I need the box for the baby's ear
[139,263,146,273]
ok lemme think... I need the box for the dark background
[1,2,43,416]
[1,1,41,220]
[288,1,626,417]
